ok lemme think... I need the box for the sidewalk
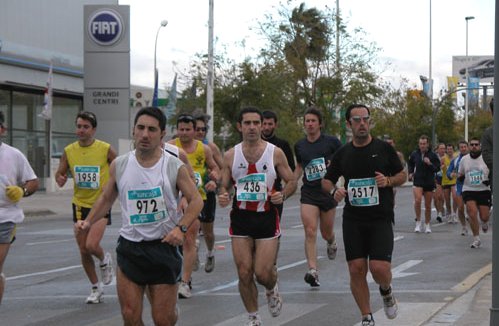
[17,190,494,325]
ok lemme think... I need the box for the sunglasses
[350,115,370,123]
[196,127,207,132]
[177,114,194,123]
[469,143,480,147]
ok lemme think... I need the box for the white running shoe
[326,239,337,260]
[245,314,262,326]
[461,227,469,236]
[470,239,481,249]
[414,222,421,233]
[178,280,192,299]
[380,286,398,319]
[424,224,432,233]
[266,282,283,317]
[205,255,215,273]
[100,252,114,285]
[482,221,489,233]
[86,287,103,304]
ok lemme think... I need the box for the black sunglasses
[470,143,480,146]
[177,114,194,123]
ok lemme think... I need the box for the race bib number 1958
[74,166,100,189]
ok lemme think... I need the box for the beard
[470,150,481,159]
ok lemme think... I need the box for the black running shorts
[72,203,111,225]
[116,236,182,285]
[229,207,280,239]
[342,218,394,262]
[300,186,337,212]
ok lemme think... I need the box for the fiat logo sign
[88,9,123,46]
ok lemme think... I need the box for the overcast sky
[119,0,495,94]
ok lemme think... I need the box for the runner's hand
[333,187,347,202]
[218,192,230,207]
[270,191,284,205]
[6,186,23,203]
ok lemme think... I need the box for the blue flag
[164,73,177,120]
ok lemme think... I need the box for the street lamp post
[153,20,168,106]
[464,16,474,142]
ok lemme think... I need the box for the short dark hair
[238,106,263,123]
[419,135,430,143]
[458,139,468,146]
[76,111,97,128]
[345,104,370,121]
[262,110,278,123]
[134,107,166,131]
[194,115,208,130]
[304,106,323,124]
[176,113,196,129]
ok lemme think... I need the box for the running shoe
[361,313,375,326]
[304,269,320,287]
[205,255,215,273]
[380,286,398,319]
[414,222,421,233]
[471,239,481,249]
[266,282,283,317]
[424,223,432,233]
[178,280,192,299]
[482,221,489,233]
[100,252,114,285]
[326,239,337,260]
[461,227,469,236]
[86,286,103,304]
[245,314,262,326]
[436,215,443,223]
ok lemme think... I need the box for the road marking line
[368,260,422,283]
[213,303,326,326]
[196,259,309,295]
[26,238,74,246]
[354,302,446,326]
[6,265,82,281]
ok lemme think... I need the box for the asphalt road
[1,186,492,325]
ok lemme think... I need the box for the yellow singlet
[65,139,111,208]
[176,138,207,200]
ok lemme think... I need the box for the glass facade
[0,86,82,189]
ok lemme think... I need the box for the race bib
[305,157,326,181]
[74,166,100,189]
[194,172,203,188]
[347,177,379,207]
[236,173,267,202]
[468,170,484,186]
[127,186,168,225]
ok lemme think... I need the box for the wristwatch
[23,187,29,197]
[176,224,188,233]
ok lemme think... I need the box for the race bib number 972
[127,187,168,225]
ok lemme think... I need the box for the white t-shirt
[0,143,37,223]
[458,153,490,192]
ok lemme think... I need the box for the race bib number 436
[236,173,267,202]
[127,187,168,225]
[347,177,379,207]
[74,166,100,189]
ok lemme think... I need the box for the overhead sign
[87,9,123,46]
[452,55,494,83]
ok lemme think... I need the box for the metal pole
[464,16,474,142]
[490,3,499,324]
[154,20,168,97]
[206,0,214,143]
[429,0,435,146]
